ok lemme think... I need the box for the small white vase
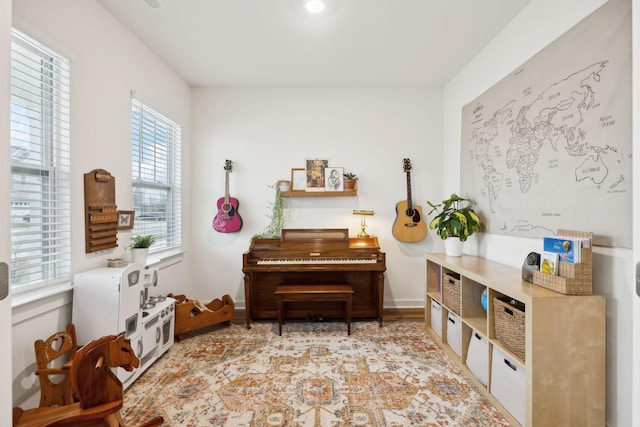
[131,247,149,265]
[444,238,464,257]
[279,180,291,192]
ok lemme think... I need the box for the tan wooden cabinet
[425,253,605,427]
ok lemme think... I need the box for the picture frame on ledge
[291,168,306,191]
[305,158,328,191]
[117,210,134,230]
[324,167,344,191]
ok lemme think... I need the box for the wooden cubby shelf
[425,253,605,427]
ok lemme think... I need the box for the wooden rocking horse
[14,333,163,427]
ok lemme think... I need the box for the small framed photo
[291,168,306,191]
[305,158,329,191]
[117,210,134,230]
[324,167,344,191]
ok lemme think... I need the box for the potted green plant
[131,235,156,248]
[130,235,156,265]
[426,193,481,256]
[343,172,357,191]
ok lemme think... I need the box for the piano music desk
[275,284,354,335]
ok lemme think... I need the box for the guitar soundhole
[405,208,421,223]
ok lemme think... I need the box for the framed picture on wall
[305,158,328,191]
[117,210,134,230]
[324,167,344,191]
[291,168,306,191]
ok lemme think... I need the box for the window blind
[131,99,182,253]
[10,29,71,292]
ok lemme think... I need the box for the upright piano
[242,228,386,328]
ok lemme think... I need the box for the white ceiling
[97,0,532,87]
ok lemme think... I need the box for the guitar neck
[224,170,230,203]
[405,171,413,210]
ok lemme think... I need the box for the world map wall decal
[460,0,631,248]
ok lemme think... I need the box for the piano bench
[274,284,354,336]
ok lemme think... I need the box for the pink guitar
[213,160,242,233]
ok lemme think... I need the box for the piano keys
[257,258,377,265]
[242,228,386,328]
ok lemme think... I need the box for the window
[9,29,71,293]
[131,99,182,254]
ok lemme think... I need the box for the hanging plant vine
[255,182,288,238]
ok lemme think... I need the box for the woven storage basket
[442,273,461,315]
[493,297,526,362]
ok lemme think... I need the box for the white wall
[190,87,444,308]
[10,0,192,409]
[443,0,631,425]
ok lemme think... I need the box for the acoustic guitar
[213,160,243,233]
[392,158,427,242]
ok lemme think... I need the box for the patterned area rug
[122,321,509,426]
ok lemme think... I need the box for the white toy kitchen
[72,263,175,388]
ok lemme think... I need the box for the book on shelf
[542,236,589,264]
[540,251,559,275]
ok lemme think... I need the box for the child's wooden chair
[34,324,79,407]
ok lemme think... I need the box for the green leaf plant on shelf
[130,234,156,265]
[426,193,481,256]
[131,235,156,248]
[343,172,357,191]
[343,172,357,180]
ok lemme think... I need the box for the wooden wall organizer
[84,169,118,253]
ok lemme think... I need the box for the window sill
[146,248,185,269]
[12,282,73,325]
[12,282,73,309]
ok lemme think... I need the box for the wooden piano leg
[378,272,384,327]
[346,293,352,335]
[244,276,252,329]
[277,296,283,336]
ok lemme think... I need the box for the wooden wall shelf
[281,190,357,198]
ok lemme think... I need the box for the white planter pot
[278,180,291,192]
[444,238,464,257]
[131,248,149,265]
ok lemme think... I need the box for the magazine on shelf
[542,236,587,263]
[540,251,559,275]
